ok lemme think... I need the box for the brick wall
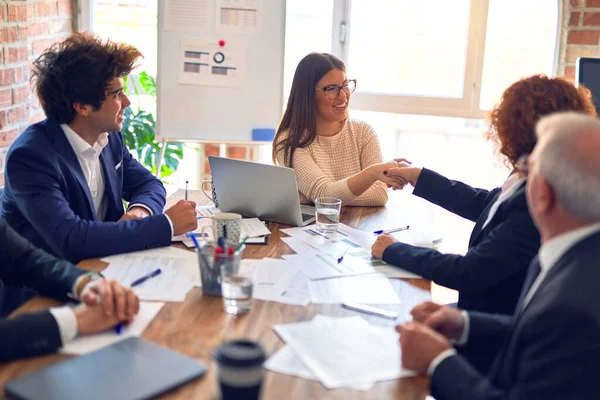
[559,0,600,80]
[0,0,73,187]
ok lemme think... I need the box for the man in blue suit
[0,33,197,265]
[396,112,600,399]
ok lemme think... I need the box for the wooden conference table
[0,190,433,399]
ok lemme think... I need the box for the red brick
[17,25,29,40]
[5,46,29,64]
[58,0,72,16]
[0,69,16,86]
[587,0,600,6]
[571,0,586,6]
[14,66,27,83]
[0,4,6,22]
[5,105,28,126]
[567,30,600,45]
[27,21,49,37]
[564,66,576,82]
[35,1,57,18]
[565,46,600,63]
[32,39,56,57]
[0,175,4,188]
[12,85,29,104]
[0,128,18,147]
[7,4,27,22]
[0,27,18,43]
[0,89,11,108]
[227,146,247,159]
[583,12,600,25]
[48,19,71,35]
[27,3,34,19]
[570,12,581,26]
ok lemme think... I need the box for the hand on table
[371,233,398,259]
[80,279,139,321]
[396,321,452,375]
[411,302,465,342]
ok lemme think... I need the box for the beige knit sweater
[275,118,389,206]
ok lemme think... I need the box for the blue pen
[373,225,410,235]
[115,323,123,335]
[130,268,162,287]
[337,246,350,264]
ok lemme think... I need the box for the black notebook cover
[5,337,206,400]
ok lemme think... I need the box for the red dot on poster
[218,40,226,47]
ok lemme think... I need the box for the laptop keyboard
[302,212,315,222]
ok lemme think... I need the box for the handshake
[371,158,422,191]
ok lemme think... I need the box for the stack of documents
[174,217,271,245]
[267,315,415,389]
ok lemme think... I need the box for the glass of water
[220,250,253,315]
[314,197,342,234]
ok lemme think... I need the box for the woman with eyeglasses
[272,52,405,206]
[372,75,596,317]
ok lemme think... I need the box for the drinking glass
[314,197,342,234]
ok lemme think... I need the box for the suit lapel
[99,147,121,217]
[470,181,526,246]
[46,119,96,218]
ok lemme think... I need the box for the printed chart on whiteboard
[179,38,246,87]
[216,0,262,34]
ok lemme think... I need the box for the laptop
[208,156,316,226]
[4,337,206,400]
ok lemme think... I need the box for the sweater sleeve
[278,144,357,205]
[347,124,388,207]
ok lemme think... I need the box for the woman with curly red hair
[372,75,596,317]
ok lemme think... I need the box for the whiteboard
[156,0,285,142]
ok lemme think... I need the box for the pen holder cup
[197,242,244,296]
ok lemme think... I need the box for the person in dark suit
[0,33,197,265]
[0,217,139,362]
[397,112,600,399]
[372,75,597,316]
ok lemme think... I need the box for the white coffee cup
[201,213,242,248]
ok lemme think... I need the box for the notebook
[4,337,206,400]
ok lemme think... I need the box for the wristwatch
[73,271,105,300]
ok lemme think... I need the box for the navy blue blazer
[0,217,87,362]
[430,230,600,399]
[1,118,172,263]
[382,168,540,315]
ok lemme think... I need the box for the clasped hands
[396,301,465,374]
[374,158,422,191]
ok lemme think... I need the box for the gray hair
[535,112,600,221]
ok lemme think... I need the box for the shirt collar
[538,221,600,273]
[60,124,109,157]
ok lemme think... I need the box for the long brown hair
[272,52,345,167]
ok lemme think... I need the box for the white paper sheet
[308,274,401,304]
[283,250,376,280]
[101,253,200,302]
[273,315,415,389]
[60,302,164,355]
[246,258,310,306]
[265,345,374,391]
[280,223,372,258]
[164,0,212,33]
[173,217,270,242]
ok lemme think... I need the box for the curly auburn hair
[31,32,142,124]
[487,74,597,167]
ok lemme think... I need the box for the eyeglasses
[315,79,357,100]
[515,154,530,176]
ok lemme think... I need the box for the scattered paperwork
[307,274,401,304]
[61,302,164,355]
[173,217,271,243]
[271,315,415,389]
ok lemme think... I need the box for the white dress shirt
[428,221,600,376]
[61,124,109,220]
[480,175,524,231]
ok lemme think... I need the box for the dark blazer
[0,118,172,264]
[0,218,87,362]
[382,168,540,315]
[430,230,600,400]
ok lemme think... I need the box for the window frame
[331,0,562,119]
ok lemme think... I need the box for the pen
[236,235,249,252]
[115,323,123,335]
[308,228,329,239]
[337,246,350,264]
[373,225,410,235]
[130,268,162,287]
[185,180,188,201]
